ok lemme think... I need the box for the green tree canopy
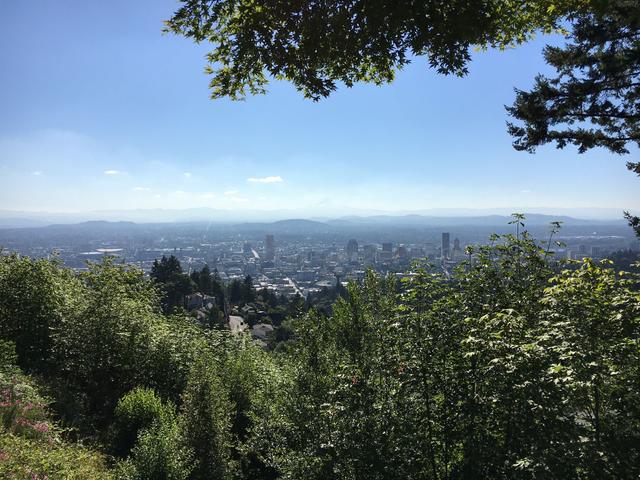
[165,0,590,100]
[507,0,639,156]
[506,0,640,234]
[151,255,183,283]
[151,256,196,313]
[241,275,255,304]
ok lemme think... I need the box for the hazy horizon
[0,206,635,227]
[1,1,638,215]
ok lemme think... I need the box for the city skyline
[2,217,635,298]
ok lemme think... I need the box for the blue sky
[0,0,637,217]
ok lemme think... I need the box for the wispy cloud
[247,175,283,184]
[200,192,216,199]
[173,190,185,195]
[133,186,150,192]
[183,172,192,178]
[104,169,121,175]
[223,188,248,204]
[32,170,43,176]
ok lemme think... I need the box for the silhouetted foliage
[305,281,349,315]
[241,275,255,304]
[151,255,197,313]
[608,248,640,274]
[228,279,242,305]
[164,0,587,100]
[507,0,640,234]
[191,264,225,300]
[257,288,278,309]
[112,387,175,457]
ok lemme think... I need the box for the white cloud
[104,169,121,175]
[224,190,239,196]
[133,186,150,192]
[230,196,250,204]
[200,192,216,199]
[521,189,531,194]
[32,170,43,176]
[247,175,283,184]
[154,194,161,198]
[183,172,192,178]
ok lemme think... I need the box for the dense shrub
[0,254,80,373]
[0,351,112,479]
[180,356,233,480]
[258,233,640,480]
[0,223,638,479]
[115,410,193,480]
[113,387,176,456]
[0,433,113,480]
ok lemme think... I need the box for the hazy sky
[0,0,638,215]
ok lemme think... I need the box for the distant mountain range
[0,217,50,229]
[0,213,629,233]
[0,206,635,228]
[327,214,627,227]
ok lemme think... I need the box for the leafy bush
[262,231,640,480]
[180,356,232,480]
[0,254,80,373]
[1,221,639,479]
[115,417,193,480]
[0,370,51,442]
[0,339,18,372]
[113,387,175,456]
[0,433,113,480]
[0,360,112,479]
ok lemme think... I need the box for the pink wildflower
[33,422,49,433]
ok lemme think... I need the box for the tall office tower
[452,237,461,259]
[346,239,359,261]
[363,244,377,263]
[382,242,393,253]
[264,234,275,261]
[441,232,450,260]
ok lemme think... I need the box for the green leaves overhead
[165,0,590,100]
[506,0,640,235]
[507,0,640,156]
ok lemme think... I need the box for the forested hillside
[1,222,638,479]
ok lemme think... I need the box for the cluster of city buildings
[131,233,619,298]
[2,223,636,298]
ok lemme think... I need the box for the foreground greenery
[1,224,639,479]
